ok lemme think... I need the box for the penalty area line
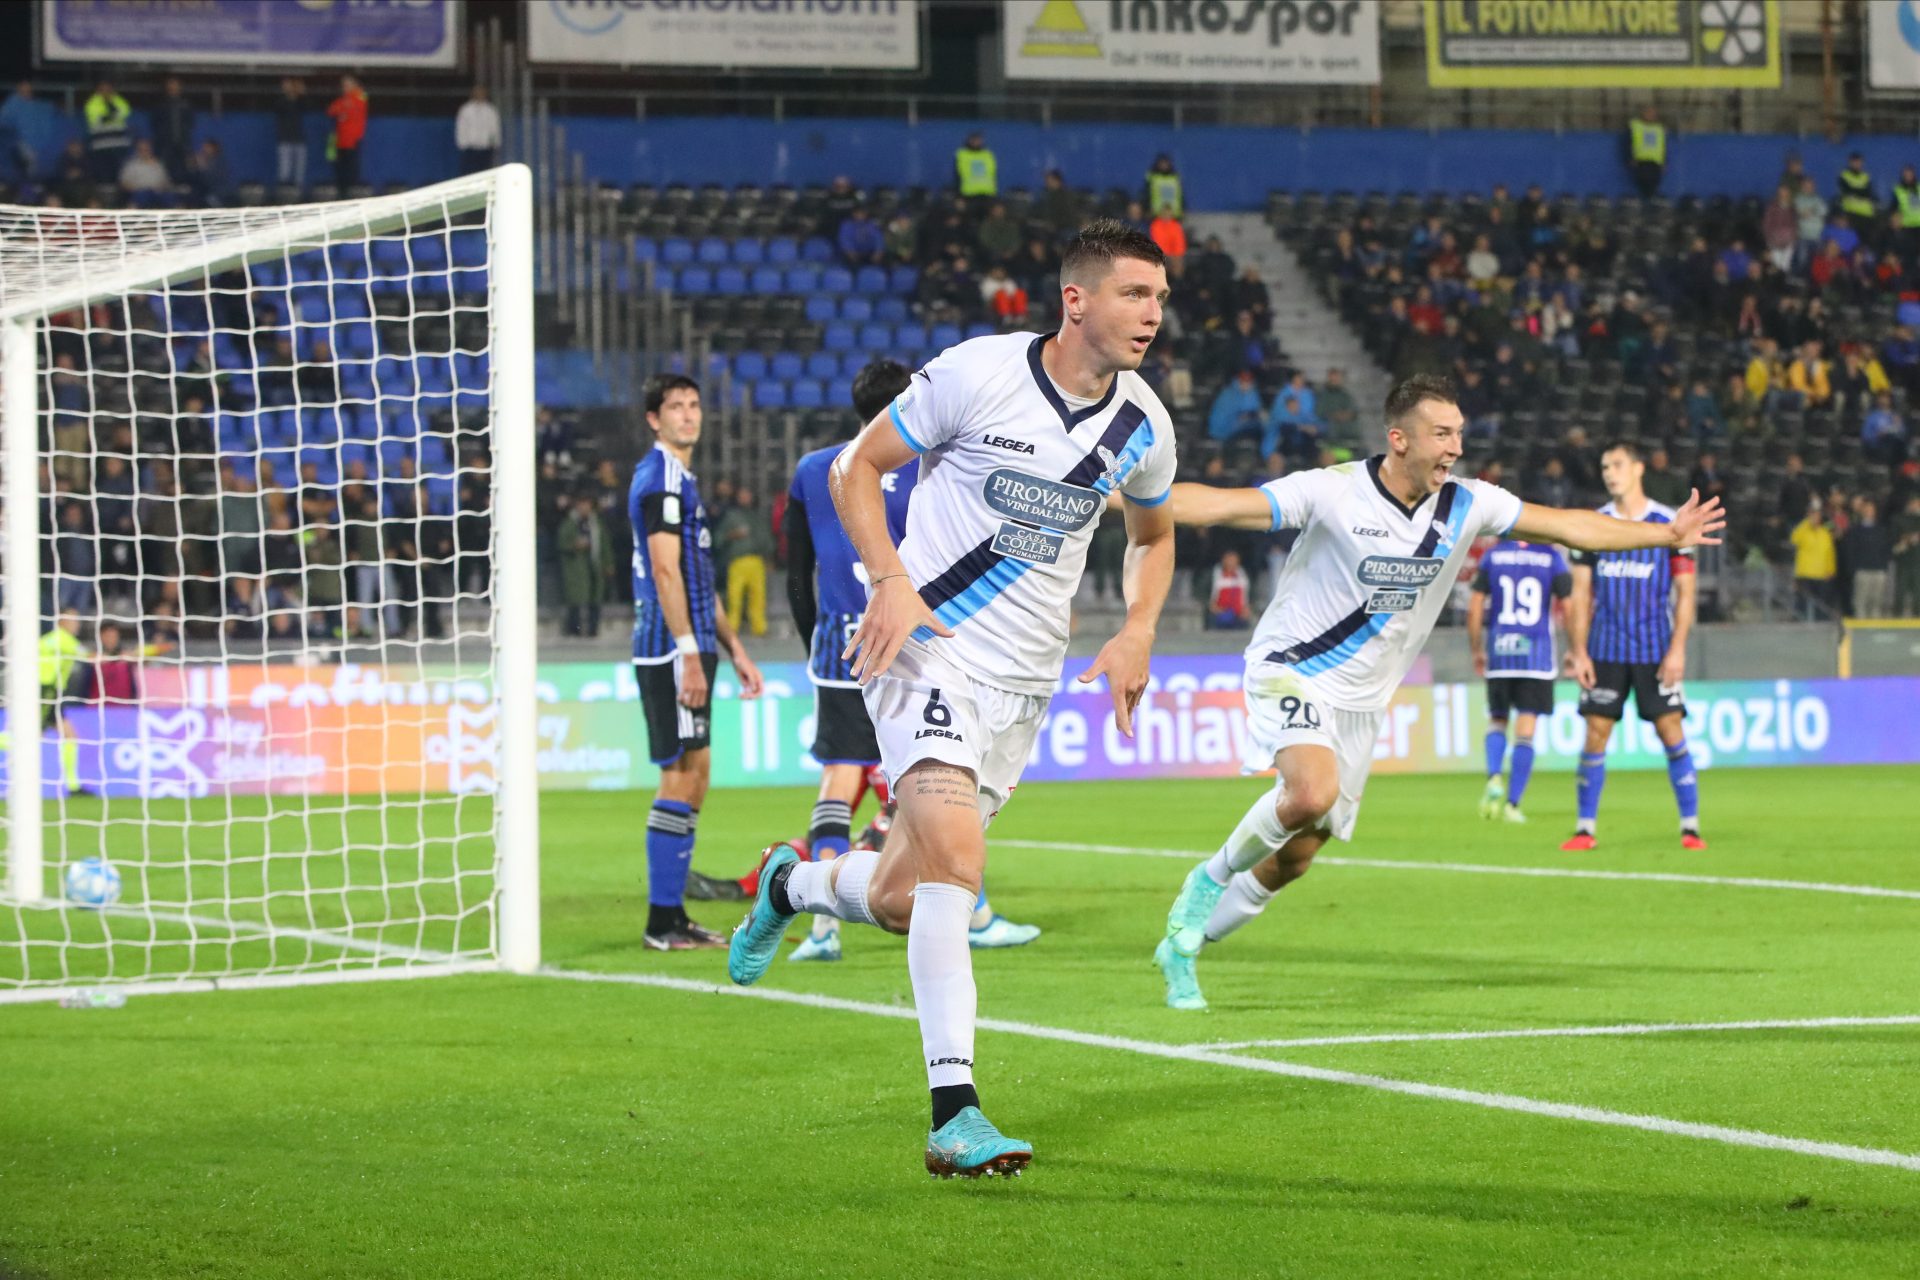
[990,839,1920,901]
[1205,1013,1920,1052]
[539,967,1920,1175]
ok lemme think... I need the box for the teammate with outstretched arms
[727,220,1180,1178]
[1151,375,1725,1011]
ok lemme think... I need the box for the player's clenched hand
[844,575,951,684]
[1079,623,1153,737]
[1569,650,1597,691]
[1669,489,1727,549]
[678,651,709,709]
[1657,649,1686,689]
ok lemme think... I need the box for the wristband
[674,634,699,656]
[871,572,910,588]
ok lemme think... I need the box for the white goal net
[0,168,539,1001]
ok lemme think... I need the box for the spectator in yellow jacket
[1786,340,1832,406]
[1791,500,1838,619]
[1745,337,1785,404]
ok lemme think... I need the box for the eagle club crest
[1431,517,1450,539]
[1096,444,1124,489]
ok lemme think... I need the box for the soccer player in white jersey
[1151,374,1726,1011]
[727,220,1180,1178]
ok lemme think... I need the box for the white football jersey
[888,332,1177,695]
[1249,458,1523,711]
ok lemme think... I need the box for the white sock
[783,848,879,926]
[808,914,837,940]
[1205,789,1295,882]
[908,882,977,1090]
[1204,871,1275,943]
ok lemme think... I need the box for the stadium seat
[964,323,995,341]
[753,379,790,409]
[697,237,730,265]
[329,243,369,280]
[801,237,836,263]
[298,407,340,444]
[874,297,909,324]
[732,238,766,265]
[804,296,837,324]
[408,235,449,270]
[840,350,872,377]
[750,267,784,294]
[790,379,825,409]
[837,296,872,324]
[450,229,488,267]
[895,322,928,353]
[826,377,854,408]
[770,351,804,380]
[767,237,799,265]
[858,323,892,353]
[415,355,454,394]
[805,352,839,380]
[344,405,381,440]
[633,236,659,265]
[217,413,255,451]
[823,322,855,352]
[820,267,853,295]
[733,351,769,382]
[855,266,887,294]
[930,323,962,350]
[783,265,820,294]
[661,238,695,266]
[887,265,918,295]
[675,266,713,294]
[714,266,748,294]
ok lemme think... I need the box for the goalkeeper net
[0,168,539,1002]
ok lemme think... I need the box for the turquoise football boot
[787,923,842,963]
[1165,861,1227,957]
[727,844,800,986]
[1153,936,1208,1011]
[924,1106,1032,1179]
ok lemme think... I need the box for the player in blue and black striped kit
[631,373,765,950]
[1468,533,1572,823]
[1563,442,1706,852]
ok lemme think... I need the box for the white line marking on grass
[991,839,1920,901]
[539,967,1920,1174]
[1206,1014,1920,1052]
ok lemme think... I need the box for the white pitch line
[1206,1014,1920,1052]
[540,967,1920,1174]
[991,839,1920,901]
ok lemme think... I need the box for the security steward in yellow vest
[1893,165,1920,255]
[955,132,996,213]
[1626,105,1666,198]
[1837,153,1878,245]
[1146,154,1183,219]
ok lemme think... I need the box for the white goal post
[0,167,539,1001]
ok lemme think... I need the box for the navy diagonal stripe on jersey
[1410,482,1458,558]
[1265,605,1372,667]
[916,401,1149,613]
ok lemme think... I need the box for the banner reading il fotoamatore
[0,658,1912,799]
[1002,0,1379,85]
[1867,0,1920,94]
[1423,0,1781,89]
[527,0,921,69]
[40,0,460,68]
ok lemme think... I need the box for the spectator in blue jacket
[0,80,59,180]
[836,206,885,267]
[1264,372,1322,461]
[1207,368,1265,447]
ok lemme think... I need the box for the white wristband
[674,634,699,656]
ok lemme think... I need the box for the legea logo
[1355,555,1443,588]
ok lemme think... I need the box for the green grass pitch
[4,765,1919,1278]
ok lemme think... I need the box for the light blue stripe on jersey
[1263,486,1285,530]
[1299,489,1475,678]
[890,400,929,453]
[932,556,1032,630]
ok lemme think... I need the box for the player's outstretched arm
[1512,489,1726,552]
[1162,482,1284,530]
[831,410,952,683]
[1077,499,1174,737]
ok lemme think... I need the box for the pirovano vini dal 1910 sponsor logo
[983,469,1103,532]
[1356,555,1444,588]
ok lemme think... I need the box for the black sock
[931,1083,981,1131]
[647,904,683,935]
[767,859,797,916]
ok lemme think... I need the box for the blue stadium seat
[964,323,995,341]
[766,237,799,265]
[341,442,376,473]
[770,351,804,380]
[381,404,421,438]
[450,229,488,267]
[820,267,853,295]
[704,350,729,379]
[292,284,333,323]
[260,450,297,486]
[416,391,454,419]
[697,237,730,266]
[329,243,369,279]
[803,296,837,324]
[408,235,448,270]
[753,379,789,410]
[675,266,713,294]
[854,266,887,294]
[370,238,410,275]
[750,267,784,294]
[455,352,489,390]
[299,450,341,486]
[801,237,835,264]
[374,356,415,396]
[841,350,871,377]
[415,355,454,394]
[823,322,855,352]
[874,297,909,324]
[418,433,455,475]
[714,266,748,294]
[733,351,769,382]
[298,407,340,444]
[930,323,962,351]
[840,296,873,323]
[633,236,659,265]
[222,455,259,483]
[732,238,766,265]
[858,323,891,353]
[783,265,820,294]
[331,292,372,320]
[248,261,287,287]
[805,352,839,380]
[790,379,825,409]
[454,266,488,295]
[377,439,416,474]
[826,377,853,408]
[337,322,376,360]
[661,238,694,266]
[894,322,928,353]
[217,413,255,451]
[287,250,326,282]
[344,404,381,440]
[887,265,918,295]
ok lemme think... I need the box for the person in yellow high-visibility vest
[1837,152,1878,246]
[1625,105,1666,198]
[1145,153,1183,219]
[1892,164,1920,258]
[82,79,131,183]
[12,609,174,795]
[954,131,996,213]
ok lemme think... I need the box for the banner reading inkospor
[40,0,460,68]
[527,0,921,69]
[1423,0,1781,89]
[0,658,1908,797]
[1002,0,1379,85]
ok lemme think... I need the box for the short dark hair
[1383,373,1456,427]
[1602,439,1645,463]
[643,373,699,418]
[851,358,911,423]
[1060,218,1164,286]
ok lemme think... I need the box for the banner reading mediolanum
[1423,0,1781,89]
